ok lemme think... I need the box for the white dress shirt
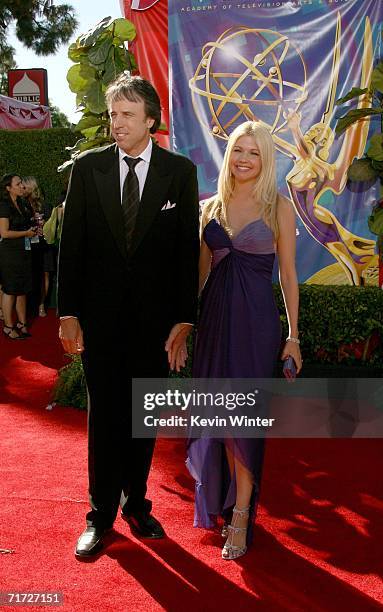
[118,138,152,201]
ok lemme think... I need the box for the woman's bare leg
[15,295,27,324]
[222,452,253,558]
[39,272,49,316]
[234,457,253,510]
[2,293,19,338]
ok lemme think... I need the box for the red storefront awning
[0,94,52,130]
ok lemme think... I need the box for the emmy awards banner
[169,0,383,285]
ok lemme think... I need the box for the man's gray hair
[105,74,161,134]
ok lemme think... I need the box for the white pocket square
[161,200,177,211]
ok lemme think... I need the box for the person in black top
[23,176,54,317]
[0,174,36,339]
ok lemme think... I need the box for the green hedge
[54,355,87,410]
[0,128,76,206]
[273,284,383,366]
[54,284,383,409]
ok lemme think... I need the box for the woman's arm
[276,195,302,371]
[0,218,35,239]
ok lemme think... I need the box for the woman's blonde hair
[203,121,279,239]
[23,176,43,212]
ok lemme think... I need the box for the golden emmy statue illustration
[190,16,377,285]
[189,25,307,139]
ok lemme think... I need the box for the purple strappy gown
[187,217,281,541]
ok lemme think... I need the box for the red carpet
[0,310,382,611]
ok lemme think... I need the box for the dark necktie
[122,156,142,250]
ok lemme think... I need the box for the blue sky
[8,0,123,123]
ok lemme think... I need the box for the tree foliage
[49,100,71,128]
[0,126,76,208]
[336,61,383,246]
[59,16,137,171]
[336,61,383,183]
[0,28,17,95]
[0,1,78,56]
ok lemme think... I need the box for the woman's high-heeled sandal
[222,509,233,538]
[15,321,31,338]
[2,325,24,340]
[222,506,249,561]
[221,522,229,538]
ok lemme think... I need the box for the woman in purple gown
[170,121,302,560]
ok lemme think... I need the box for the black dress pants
[81,325,169,528]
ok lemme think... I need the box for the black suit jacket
[58,143,200,347]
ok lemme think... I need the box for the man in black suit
[58,75,199,558]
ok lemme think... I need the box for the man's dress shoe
[75,526,111,558]
[121,511,165,539]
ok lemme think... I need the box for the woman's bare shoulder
[277,193,295,215]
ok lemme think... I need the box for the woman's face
[23,181,33,197]
[6,176,24,200]
[229,135,262,184]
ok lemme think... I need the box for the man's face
[110,97,154,156]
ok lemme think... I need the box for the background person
[23,176,54,317]
[0,174,36,339]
